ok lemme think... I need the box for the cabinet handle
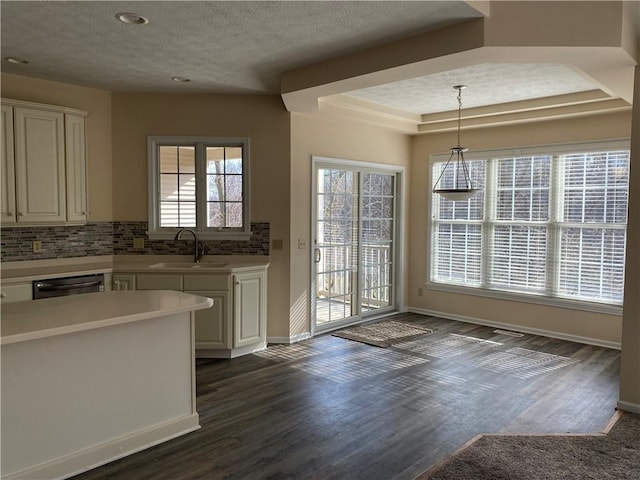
[18,212,23,216]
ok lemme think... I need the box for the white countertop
[1,256,114,284]
[1,255,270,284]
[1,290,213,345]
[113,255,269,273]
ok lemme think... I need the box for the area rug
[416,411,640,480]
[332,320,433,348]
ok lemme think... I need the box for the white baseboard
[267,332,312,344]
[616,401,640,414]
[197,342,267,358]
[5,414,200,480]
[407,307,621,350]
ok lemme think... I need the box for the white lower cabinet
[120,268,267,357]
[112,274,136,291]
[233,270,266,349]
[185,290,229,350]
[0,283,32,303]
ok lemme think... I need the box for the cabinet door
[13,107,66,223]
[112,274,136,291]
[136,274,183,291]
[1,105,16,224]
[0,283,32,303]
[65,113,87,223]
[186,290,230,350]
[233,271,266,348]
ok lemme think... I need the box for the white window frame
[427,139,629,315]
[147,136,251,240]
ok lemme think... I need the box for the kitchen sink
[149,262,228,269]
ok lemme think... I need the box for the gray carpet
[332,320,433,348]
[418,411,640,479]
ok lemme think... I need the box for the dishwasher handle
[34,280,103,292]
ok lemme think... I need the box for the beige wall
[289,113,412,338]
[1,73,113,221]
[111,93,291,338]
[410,110,633,345]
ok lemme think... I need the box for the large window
[147,136,251,239]
[429,141,629,311]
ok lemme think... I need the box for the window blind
[429,142,629,307]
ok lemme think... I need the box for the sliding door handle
[314,248,321,263]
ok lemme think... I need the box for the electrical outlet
[298,239,307,249]
[32,240,42,253]
[133,237,145,249]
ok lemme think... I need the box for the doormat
[332,320,434,348]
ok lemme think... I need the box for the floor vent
[493,329,525,337]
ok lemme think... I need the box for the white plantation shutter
[429,142,629,308]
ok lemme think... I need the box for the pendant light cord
[456,86,463,148]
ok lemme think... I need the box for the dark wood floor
[72,313,620,480]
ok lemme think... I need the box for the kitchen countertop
[1,290,213,345]
[0,255,270,284]
[113,255,269,273]
[1,256,114,284]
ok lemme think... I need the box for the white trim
[312,155,408,174]
[147,136,251,238]
[267,332,312,344]
[146,231,253,241]
[427,139,630,311]
[310,155,406,334]
[616,401,640,414]
[407,306,621,350]
[4,415,200,480]
[430,139,630,163]
[1,97,87,117]
[425,281,623,316]
[196,342,267,358]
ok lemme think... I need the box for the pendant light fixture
[432,85,481,201]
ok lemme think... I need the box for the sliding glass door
[312,158,400,332]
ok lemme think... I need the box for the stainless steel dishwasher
[32,273,105,299]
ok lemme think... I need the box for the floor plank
[71,313,620,480]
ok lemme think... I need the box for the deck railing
[316,243,391,308]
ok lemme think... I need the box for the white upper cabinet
[1,104,16,224]
[14,106,66,223]
[65,113,87,223]
[1,99,88,225]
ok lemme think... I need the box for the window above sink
[146,136,252,241]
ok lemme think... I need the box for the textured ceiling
[0,1,483,94]
[2,1,633,127]
[345,64,600,115]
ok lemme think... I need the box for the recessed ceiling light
[171,77,191,83]
[115,12,149,25]
[5,56,29,65]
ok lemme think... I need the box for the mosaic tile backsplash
[1,222,114,262]
[113,222,270,256]
[1,222,269,262]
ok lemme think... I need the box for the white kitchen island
[1,290,213,480]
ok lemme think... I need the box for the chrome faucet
[174,228,205,263]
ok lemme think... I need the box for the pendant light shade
[432,85,481,201]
